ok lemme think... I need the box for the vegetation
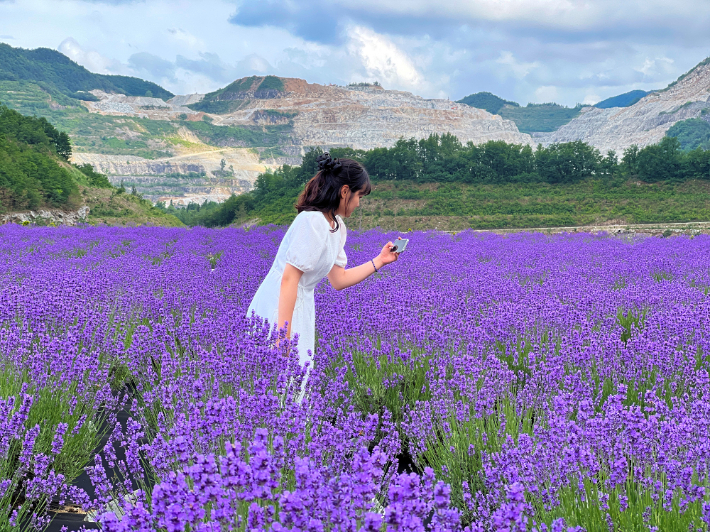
[457,91,582,133]
[594,90,650,109]
[154,199,223,226]
[162,133,710,230]
[187,76,285,114]
[456,92,519,115]
[179,119,291,148]
[0,104,182,225]
[666,118,710,150]
[0,104,79,211]
[498,103,583,133]
[0,43,172,101]
[256,75,285,93]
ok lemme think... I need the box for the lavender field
[2,224,710,532]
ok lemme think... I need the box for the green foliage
[499,103,583,134]
[74,163,112,188]
[0,43,173,100]
[256,76,284,93]
[636,137,683,182]
[458,92,582,132]
[187,76,284,113]
[456,91,519,114]
[157,132,710,229]
[666,118,710,150]
[181,120,291,148]
[594,90,650,109]
[0,105,79,210]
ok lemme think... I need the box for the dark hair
[295,154,371,232]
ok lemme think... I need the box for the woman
[247,153,400,367]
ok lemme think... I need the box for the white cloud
[346,25,423,90]
[58,37,129,75]
[582,92,600,105]
[635,56,674,77]
[167,28,204,50]
[533,85,559,103]
[497,51,540,80]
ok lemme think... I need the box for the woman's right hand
[378,238,402,266]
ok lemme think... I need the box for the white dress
[247,211,347,366]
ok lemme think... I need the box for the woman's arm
[278,263,303,337]
[327,241,399,291]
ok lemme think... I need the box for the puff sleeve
[285,212,328,272]
[334,217,347,268]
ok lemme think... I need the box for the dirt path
[471,221,710,235]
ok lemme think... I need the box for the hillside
[457,93,582,134]
[0,43,533,205]
[594,90,650,109]
[0,105,181,226]
[164,133,710,230]
[536,56,710,153]
[0,43,172,101]
[456,92,519,115]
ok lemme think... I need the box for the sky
[1,0,710,106]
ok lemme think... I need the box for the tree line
[166,133,710,227]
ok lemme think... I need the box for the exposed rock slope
[76,77,532,204]
[536,58,710,153]
[72,148,269,205]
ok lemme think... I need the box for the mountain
[457,92,582,133]
[0,43,173,101]
[0,104,180,226]
[666,117,710,150]
[594,90,650,109]
[536,56,710,153]
[457,92,519,114]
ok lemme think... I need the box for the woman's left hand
[378,238,402,265]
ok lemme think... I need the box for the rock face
[2,206,90,226]
[72,149,268,205]
[535,59,710,153]
[76,77,533,205]
[214,79,532,150]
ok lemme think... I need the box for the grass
[80,186,183,227]
[233,178,710,232]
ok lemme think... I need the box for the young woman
[247,153,400,367]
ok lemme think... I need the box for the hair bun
[316,152,342,173]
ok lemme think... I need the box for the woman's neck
[323,211,337,229]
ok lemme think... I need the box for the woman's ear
[340,185,351,200]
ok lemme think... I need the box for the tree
[636,137,682,182]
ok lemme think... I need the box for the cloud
[168,28,203,49]
[128,51,176,82]
[176,52,228,80]
[346,26,423,89]
[2,0,710,107]
[635,56,675,78]
[533,85,559,103]
[496,51,540,79]
[58,37,128,75]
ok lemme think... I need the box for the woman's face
[339,187,364,218]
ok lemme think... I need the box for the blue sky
[1,0,709,106]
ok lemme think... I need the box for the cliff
[73,76,532,204]
[536,58,710,153]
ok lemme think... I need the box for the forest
[0,105,110,212]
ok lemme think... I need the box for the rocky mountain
[535,57,710,153]
[70,77,531,204]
